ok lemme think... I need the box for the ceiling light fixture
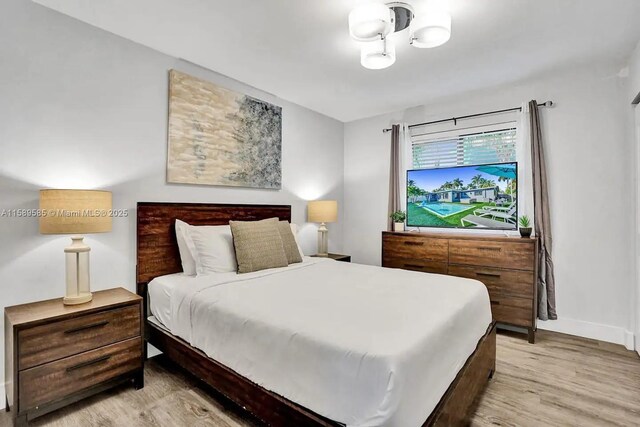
[348,3,394,42]
[361,37,396,70]
[349,2,452,70]
[410,9,451,48]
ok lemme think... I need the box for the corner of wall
[624,330,635,352]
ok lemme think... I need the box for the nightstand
[311,253,351,262]
[4,288,143,426]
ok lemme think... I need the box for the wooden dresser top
[5,287,140,327]
[382,231,537,244]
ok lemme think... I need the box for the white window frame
[410,122,518,169]
[401,108,533,233]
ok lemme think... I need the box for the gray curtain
[388,124,401,231]
[529,100,557,320]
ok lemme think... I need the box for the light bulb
[360,38,396,70]
[410,10,451,48]
[349,3,394,42]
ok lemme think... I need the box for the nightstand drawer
[19,337,142,410]
[19,304,140,370]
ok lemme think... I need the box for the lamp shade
[40,189,112,234]
[410,10,451,48]
[361,37,396,70]
[308,200,338,223]
[348,3,393,42]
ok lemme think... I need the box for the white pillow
[290,223,305,258]
[175,219,197,276]
[188,224,238,274]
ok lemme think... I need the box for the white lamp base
[64,236,93,306]
[317,223,329,256]
[63,292,93,305]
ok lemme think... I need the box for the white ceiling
[33,0,640,122]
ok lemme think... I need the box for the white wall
[628,41,640,102]
[634,104,640,355]
[344,63,636,348]
[628,40,640,355]
[0,0,344,403]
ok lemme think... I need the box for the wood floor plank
[1,330,638,426]
[472,331,640,427]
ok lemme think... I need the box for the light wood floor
[2,331,639,427]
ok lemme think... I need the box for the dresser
[382,231,538,343]
[4,288,143,426]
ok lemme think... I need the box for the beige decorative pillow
[278,221,303,264]
[230,218,288,274]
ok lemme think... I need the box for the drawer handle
[64,321,109,335]
[403,241,424,246]
[66,355,111,372]
[478,247,501,252]
[404,264,424,269]
[476,272,501,278]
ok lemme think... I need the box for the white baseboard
[538,318,635,351]
[0,386,5,409]
[625,330,636,351]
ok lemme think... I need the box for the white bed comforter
[150,257,491,427]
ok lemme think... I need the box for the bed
[136,202,496,427]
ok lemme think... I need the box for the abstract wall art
[167,70,282,189]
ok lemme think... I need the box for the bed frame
[136,202,496,426]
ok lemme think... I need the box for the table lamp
[307,200,337,257]
[40,189,112,305]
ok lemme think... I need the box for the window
[410,127,517,169]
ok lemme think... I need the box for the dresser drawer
[449,239,534,271]
[383,257,448,274]
[19,305,140,370]
[490,295,533,327]
[382,234,448,262]
[19,337,141,410]
[447,265,534,299]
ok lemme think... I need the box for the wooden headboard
[136,202,292,288]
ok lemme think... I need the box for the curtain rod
[382,101,553,133]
